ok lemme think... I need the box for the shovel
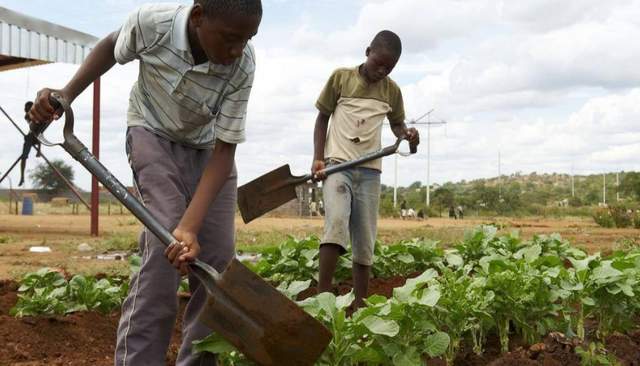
[238,138,417,223]
[31,93,332,366]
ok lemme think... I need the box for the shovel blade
[237,164,300,223]
[198,259,332,365]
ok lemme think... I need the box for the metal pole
[393,154,397,208]
[7,176,13,215]
[571,164,575,198]
[426,121,431,207]
[0,156,22,186]
[91,78,101,236]
[498,151,501,199]
[616,172,620,201]
[602,173,606,205]
[37,152,90,209]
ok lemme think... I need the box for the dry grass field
[0,208,638,279]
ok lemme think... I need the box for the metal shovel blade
[198,259,332,365]
[237,164,301,223]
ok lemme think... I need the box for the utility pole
[602,173,606,205]
[393,154,398,208]
[386,109,447,208]
[571,164,575,198]
[422,110,446,207]
[616,172,620,202]
[498,151,502,199]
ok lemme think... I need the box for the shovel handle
[313,136,417,180]
[38,94,216,276]
[28,96,61,138]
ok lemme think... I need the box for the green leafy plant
[592,208,616,228]
[10,268,126,316]
[576,342,621,366]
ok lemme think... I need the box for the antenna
[386,109,447,208]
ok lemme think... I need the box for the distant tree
[433,187,455,212]
[29,159,75,194]
[408,181,422,189]
[620,172,640,201]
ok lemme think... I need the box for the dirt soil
[0,279,182,366]
[2,276,639,365]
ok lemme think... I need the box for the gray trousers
[115,127,236,366]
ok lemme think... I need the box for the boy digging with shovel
[28,1,261,364]
[312,30,419,309]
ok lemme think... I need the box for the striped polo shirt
[316,66,405,171]
[114,4,255,148]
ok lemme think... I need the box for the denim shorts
[321,164,381,266]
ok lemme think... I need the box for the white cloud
[1,0,639,193]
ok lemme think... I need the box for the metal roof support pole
[91,77,100,236]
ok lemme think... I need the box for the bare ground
[0,213,638,279]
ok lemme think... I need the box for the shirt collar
[171,5,192,53]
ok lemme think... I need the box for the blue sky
[0,0,639,192]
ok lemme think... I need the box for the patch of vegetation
[99,232,138,251]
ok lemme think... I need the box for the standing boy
[311,30,419,309]
[28,1,262,364]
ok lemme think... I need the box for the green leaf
[445,251,464,267]
[417,287,441,307]
[335,291,355,311]
[519,244,542,262]
[361,316,399,337]
[592,261,622,281]
[392,347,422,366]
[315,292,337,316]
[277,280,311,299]
[192,333,236,354]
[397,253,414,264]
[425,331,450,357]
[393,269,437,301]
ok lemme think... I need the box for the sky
[0,0,638,191]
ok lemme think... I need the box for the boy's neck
[187,21,208,65]
[358,64,379,85]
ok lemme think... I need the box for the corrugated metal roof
[0,6,99,71]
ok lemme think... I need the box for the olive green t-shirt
[316,66,405,170]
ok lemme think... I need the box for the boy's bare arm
[29,31,120,123]
[311,112,330,179]
[165,139,236,272]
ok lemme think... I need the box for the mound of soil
[0,280,182,366]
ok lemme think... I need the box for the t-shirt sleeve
[315,70,341,116]
[214,47,256,144]
[114,6,159,64]
[388,84,406,123]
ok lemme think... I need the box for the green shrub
[609,206,632,228]
[593,208,615,228]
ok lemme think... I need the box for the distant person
[318,199,325,216]
[449,205,457,219]
[28,1,262,364]
[456,205,464,219]
[309,200,318,217]
[310,30,419,309]
[400,199,407,219]
[406,207,416,219]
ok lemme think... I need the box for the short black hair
[195,0,262,18]
[370,30,402,58]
